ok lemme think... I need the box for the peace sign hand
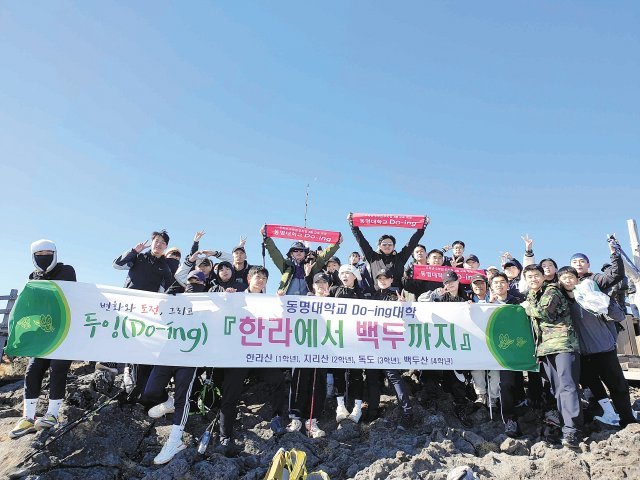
[134,240,149,253]
[521,234,533,251]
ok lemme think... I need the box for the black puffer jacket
[350,225,425,291]
[30,263,76,282]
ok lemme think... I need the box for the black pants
[581,349,636,426]
[141,365,197,427]
[421,370,466,404]
[499,370,525,422]
[219,368,286,438]
[128,363,154,402]
[290,368,326,419]
[332,368,380,402]
[25,358,72,400]
[542,352,583,436]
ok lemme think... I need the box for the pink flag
[265,224,341,244]
[413,265,487,285]
[352,213,426,229]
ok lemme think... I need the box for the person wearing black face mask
[164,248,185,295]
[11,239,77,439]
[185,270,206,293]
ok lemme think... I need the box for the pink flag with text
[265,224,340,244]
[352,213,426,229]
[413,265,487,285]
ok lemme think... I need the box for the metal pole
[304,184,310,228]
[627,219,640,269]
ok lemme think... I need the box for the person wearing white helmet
[11,239,76,439]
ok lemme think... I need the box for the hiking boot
[336,405,350,423]
[220,436,241,457]
[305,419,326,438]
[148,396,175,418]
[270,415,286,436]
[474,393,487,406]
[34,414,58,431]
[544,409,562,428]
[397,413,414,431]
[153,438,186,464]
[287,417,303,433]
[10,417,36,439]
[504,418,521,438]
[454,404,472,428]
[561,432,581,450]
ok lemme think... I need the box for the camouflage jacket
[525,282,580,357]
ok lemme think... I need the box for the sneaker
[594,411,620,427]
[475,393,487,406]
[148,396,175,418]
[454,404,472,428]
[336,405,350,423]
[305,419,326,438]
[504,418,521,438]
[348,407,362,423]
[270,416,286,436]
[287,417,303,433]
[95,362,118,374]
[34,414,58,430]
[397,413,413,431]
[153,439,186,465]
[10,417,36,439]
[544,409,562,428]
[561,432,581,450]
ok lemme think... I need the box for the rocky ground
[0,359,639,480]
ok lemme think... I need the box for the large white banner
[6,281,537,371]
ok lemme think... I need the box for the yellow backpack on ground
[263,447,330,480]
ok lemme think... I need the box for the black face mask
[35,254,54,271]
[185,283,205,293]
[165,257,180,275]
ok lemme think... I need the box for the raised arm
[397,215,429,264]
[348,213,375,259]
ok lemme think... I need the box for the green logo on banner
[5,281,71,357]
[486,305,538,371]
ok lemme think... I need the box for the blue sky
[1,1,638,295]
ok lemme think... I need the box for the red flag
[352,213,425,229]
[413,265,487,285]
[265,224,340,244]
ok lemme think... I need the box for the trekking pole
[15,387,125,470]
[308,368,317,438]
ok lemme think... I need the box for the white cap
[338,264,362,282]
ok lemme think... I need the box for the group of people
[9,213,640,466]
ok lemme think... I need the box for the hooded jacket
[30,239,76,282]
[264,237,340,296]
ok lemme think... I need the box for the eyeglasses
[291,249,305,253]
[380,243,394,247]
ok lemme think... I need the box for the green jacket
[525,282,580,357]
[264,237,340,295]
